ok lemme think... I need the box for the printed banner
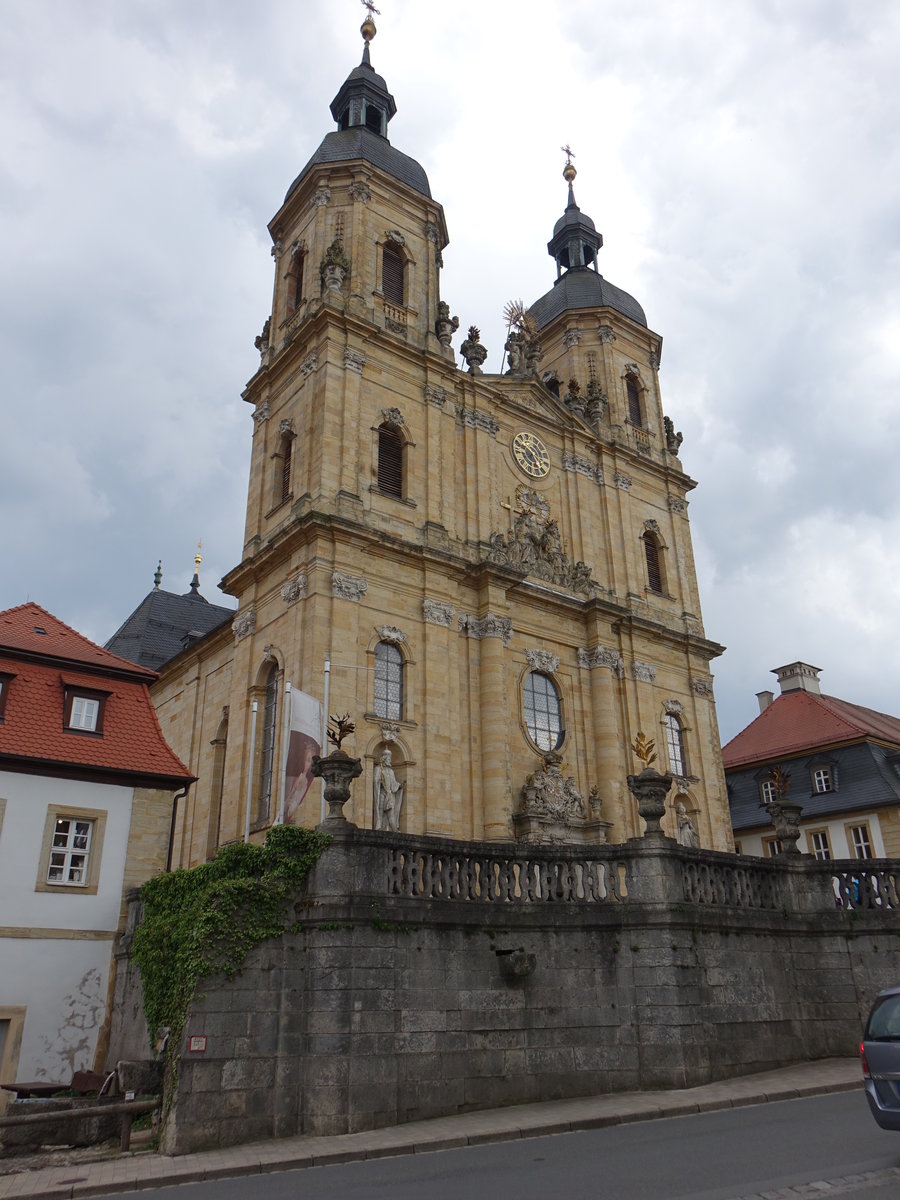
[284,689,322,822]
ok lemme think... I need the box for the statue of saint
[373,749,404,832]
[676,801,700,848]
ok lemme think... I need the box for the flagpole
[277,681,292,825]
[244,700,258,842]
[321,658,331,823]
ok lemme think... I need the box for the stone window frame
[623,366,646,428]
[284,239,308,316]
[661,711,688,777]
[375,232,415,310]
[518,664,566,755]
[35,804,108,896]
[806,826,833,861]
[372,641,404,722]
[0,1006,26,1085]
[249,653,284,831]
[641,528,667,596]
[269,421,296,515]
[846,820,874,860]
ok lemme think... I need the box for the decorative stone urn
[311,750,362,826]
[767,801,804,856]
[319,238,350,296]
[435,300,459,349]
[460,325,488,374]
[627,767,674,838]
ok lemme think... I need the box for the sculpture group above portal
[487,488,595,596]
[514,751,609,846]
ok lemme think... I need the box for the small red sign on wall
[188,1035,207,1053]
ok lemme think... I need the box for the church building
[116,14,733,865]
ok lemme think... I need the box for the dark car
[861,986,900,1130]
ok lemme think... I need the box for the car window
[867,995,900,1039]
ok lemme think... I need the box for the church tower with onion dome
[140,11,733,866]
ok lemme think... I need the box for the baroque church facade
[132,16,734,866]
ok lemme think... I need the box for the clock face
[512,431,551,478]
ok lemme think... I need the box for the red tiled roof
[722,689,900,769]
[0,603,156,678]
[0,603,192,785]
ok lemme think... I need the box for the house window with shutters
[643,532,663,594]
[377,423,404,499]
[382,243,405,305]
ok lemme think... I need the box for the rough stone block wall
[108,833,900,1154]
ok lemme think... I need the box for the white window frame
[763,836,784,858]
[663,713,686,776]
[69,696,100,731]
[35,805,107,895]
[760,779,777,805]
[812,766,833,794]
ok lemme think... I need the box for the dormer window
[63,684,109,735]
[0,673,12,723]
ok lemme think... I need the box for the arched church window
[382,243,405,306]
[523,672,563,752]
[373,641,403,720]
[257,665,279,822]
[663,712,686,776]
[626,375,642,426]
[643,532,663,594]
[377,424,404,498]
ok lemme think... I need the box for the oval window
[523,671,563,751]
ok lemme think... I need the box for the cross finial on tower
[561,144,577,185]
[153,560,162,590]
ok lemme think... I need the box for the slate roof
[728,742,900,832]
[722,691,900,769]
[105,587,233,672]
[284,128,432,203]
[723,687,900,832]
[0,603,192,785]
[529,268,647,330]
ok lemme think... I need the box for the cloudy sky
[2,0,898,745]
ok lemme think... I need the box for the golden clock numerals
[513,431,550,478]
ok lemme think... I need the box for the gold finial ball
[563,162,577,184]
[361,17,376,43]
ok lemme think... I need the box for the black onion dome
[285,128,431,202]
[529,270,647,330]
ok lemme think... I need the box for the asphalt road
[99,1092,900,1200]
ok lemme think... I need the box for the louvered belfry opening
[378,424,403,498]
[281,437,293,505]
[644,534,663,593]
[382,244,404,305]
[626,376,642,425]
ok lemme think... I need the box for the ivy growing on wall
[131,824,330,1077]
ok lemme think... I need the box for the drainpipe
[166,785,190,872]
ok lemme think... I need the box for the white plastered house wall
[0,772,132,1083]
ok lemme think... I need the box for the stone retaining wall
[108,829,900,1154]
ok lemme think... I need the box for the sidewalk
[0,1058,863,1200]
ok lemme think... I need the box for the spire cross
[361,0,380,17]
[561,144,575,167]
